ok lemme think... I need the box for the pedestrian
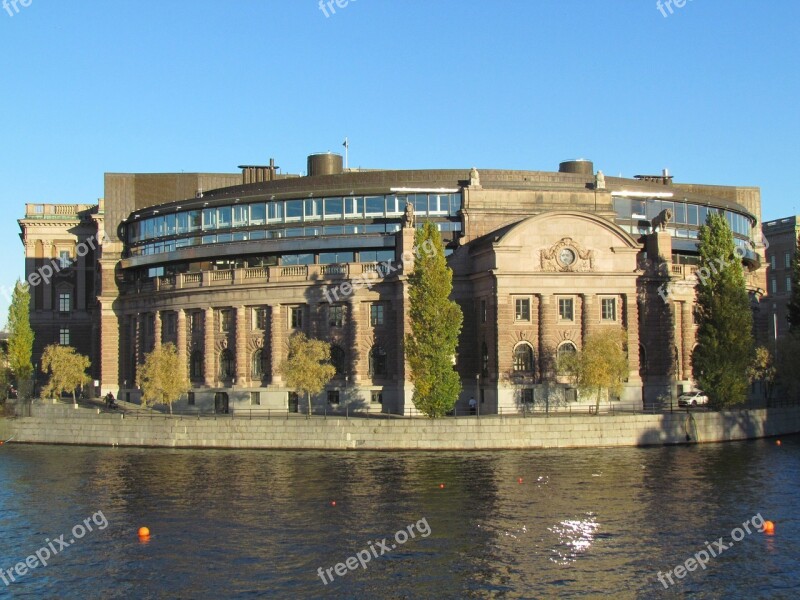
[469,397,477,415]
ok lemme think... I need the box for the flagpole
[343,137,349,170]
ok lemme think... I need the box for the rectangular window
[190,311,202,333]
[329,305,344,328]
[58,292,71,313]
[232,205,248,228]
[788,277,793,293]
[327,390,340,405]
[324,197,343,220]
[688,204,699,226]
[515,298,530,321]
[220,309,232,332]
[250,392,261,405]
[786,253,792,269]
[165,312,177,335]
[188,392,195,406]
[59,327,70,345]
[371,391,383,404]
[365,196,385,217]
[770,255,776,270]
[521,389,534,404]
[370,304,384,326]
[291,306,303,329]
[601,297,617,321]
[558,297,574,321]
[250,203,267,225]
[771,278,777,294]
[59,251,72,269]
[480,299,487,323]
[254,308,268,330]
[344,197,364,217]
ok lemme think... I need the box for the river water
[0,437,798,599]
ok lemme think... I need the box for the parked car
[678,390,708,407]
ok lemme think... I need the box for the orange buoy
[138,526,150,538]
[764,520,775,534]
[330,501,336,507]
[776,440,782,446]
[518,478,523,484]
[439,483,445,489]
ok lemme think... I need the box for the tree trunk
[307,392,312,417]
[595,388,602,415]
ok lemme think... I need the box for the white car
[678,391,708,407]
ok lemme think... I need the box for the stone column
[269,305,282,384]
[236,306,247,383]
[681,301,694,381]
[624,293,641,383]
[153,311,162,349]
[204,307,215,387]
[177,309,187,380]
[539,294,555,378]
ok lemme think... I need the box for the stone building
[18,155,767,413]
[762,216,799,342]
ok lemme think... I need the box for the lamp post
[475,373,480,417]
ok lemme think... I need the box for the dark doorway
[214,392,229,414]
[288,392,299,413]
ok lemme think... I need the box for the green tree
[0,346,9,402]
[279,332,336,416]
[692,213,754,408]
[137,343,190,414]
[558,329,629,414]
[7,281,34,398]
[40,344,91,403]
[776,334,800,400]
[747,346,776,403]
[787,233,800,335]
[406,222,463,417]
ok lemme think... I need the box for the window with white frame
[290,306,304,329]
[58,292,71,313]
[601,297,617,321]
[515,298,530,321]
[558,297,574,321]
[59,327,70,345]
[786,253,792,269]
[370,304,384,326]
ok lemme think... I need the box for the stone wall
[4,404,800,450]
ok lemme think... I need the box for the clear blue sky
[1,0,799,325]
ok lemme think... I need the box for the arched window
[369,346,387,377]
[219,348,234,379]
[190,351,203,379]
[481,342,489,376]
[557,341,578,362]
[252,349,267,378]
[513,343,534,372]
[330,345,346,376]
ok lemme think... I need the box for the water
[1,438,798,599]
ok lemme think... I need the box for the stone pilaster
[98,301,119,395]
[177,309,187,380]
[582,294,595,341]
[236,306,247,383]
[204,307,215,387]
[539,294,555,377]
[624,293,641,383]
[681,301,694,381]
[269,305,283,384]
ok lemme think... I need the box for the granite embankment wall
[3,404,800,450]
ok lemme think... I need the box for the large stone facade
[19,157,768,413]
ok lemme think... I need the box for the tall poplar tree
[7,280,34,398]
[406,222,463,417]
[692,213,754,408]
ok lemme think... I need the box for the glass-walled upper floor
[613,197,754,239]
[127,193,462,245]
